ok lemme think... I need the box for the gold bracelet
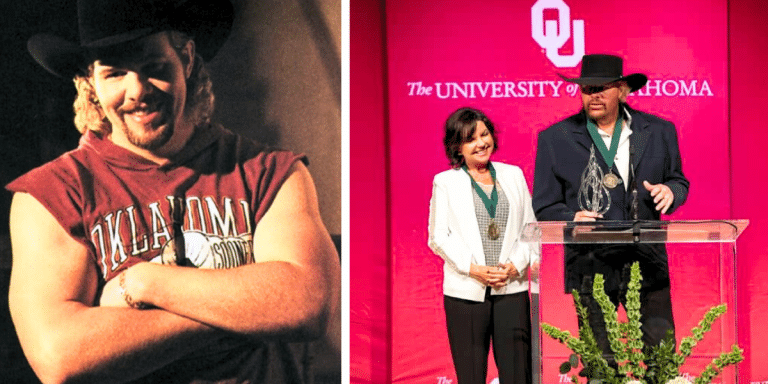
[119,271,147,309]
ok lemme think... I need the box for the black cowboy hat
[27,0,234,79]
[558,54,648,93]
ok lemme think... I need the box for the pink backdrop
[729,0,768,381]
[350,0,768,382]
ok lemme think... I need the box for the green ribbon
[586,116,623,169]
[463,163,497,219]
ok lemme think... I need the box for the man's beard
[118,92,176,150]
[123,122,174,151]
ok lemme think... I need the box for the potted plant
[542,262,743,384]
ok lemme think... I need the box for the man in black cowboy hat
[532,54,689,364]
[5,0,340,383]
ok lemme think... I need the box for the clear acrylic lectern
[521,220,748,384]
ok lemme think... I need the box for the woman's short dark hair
[443,107,497,168]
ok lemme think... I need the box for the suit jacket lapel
[570,112,594,152]
[627,107,651,170]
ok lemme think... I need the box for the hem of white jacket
[443,280,531,302]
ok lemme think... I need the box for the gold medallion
[488,221,500,240]
[602,172,620,189]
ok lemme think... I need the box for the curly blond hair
[72,31,215,134]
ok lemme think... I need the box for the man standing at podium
[532,54,689,363]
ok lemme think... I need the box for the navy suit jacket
[532,104,689,292]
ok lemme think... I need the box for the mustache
[118,94,164,114]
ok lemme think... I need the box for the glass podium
[521,220,748,384]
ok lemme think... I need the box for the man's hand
[643,180,675,214]
[574,210,603,221]
[99,264,151,309]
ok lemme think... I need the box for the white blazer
[428,162,540,302]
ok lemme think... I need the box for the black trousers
[444,290,531,384]
[578,285,675,364]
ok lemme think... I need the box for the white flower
[625,381,643,384]
[665,377,693,384]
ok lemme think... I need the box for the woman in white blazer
[428,107,539,384]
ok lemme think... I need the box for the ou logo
[531,0,585,68]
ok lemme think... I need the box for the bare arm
[8,193,228,384]
[117,162,341,341]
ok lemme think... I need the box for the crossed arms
[8,162,340,384]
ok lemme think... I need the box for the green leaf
[540,264,743,384]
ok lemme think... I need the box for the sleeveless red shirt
[7,124,312,383]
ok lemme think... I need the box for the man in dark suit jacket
[532,54,689,362]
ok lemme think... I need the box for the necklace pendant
[603,172,620,189]
[488,220,500,240]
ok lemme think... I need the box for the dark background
[0,0,341,382]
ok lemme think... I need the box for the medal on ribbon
[463,163,500,240]
[586,116,623,189]
[487,220,499,240]
[603,172,620,189]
